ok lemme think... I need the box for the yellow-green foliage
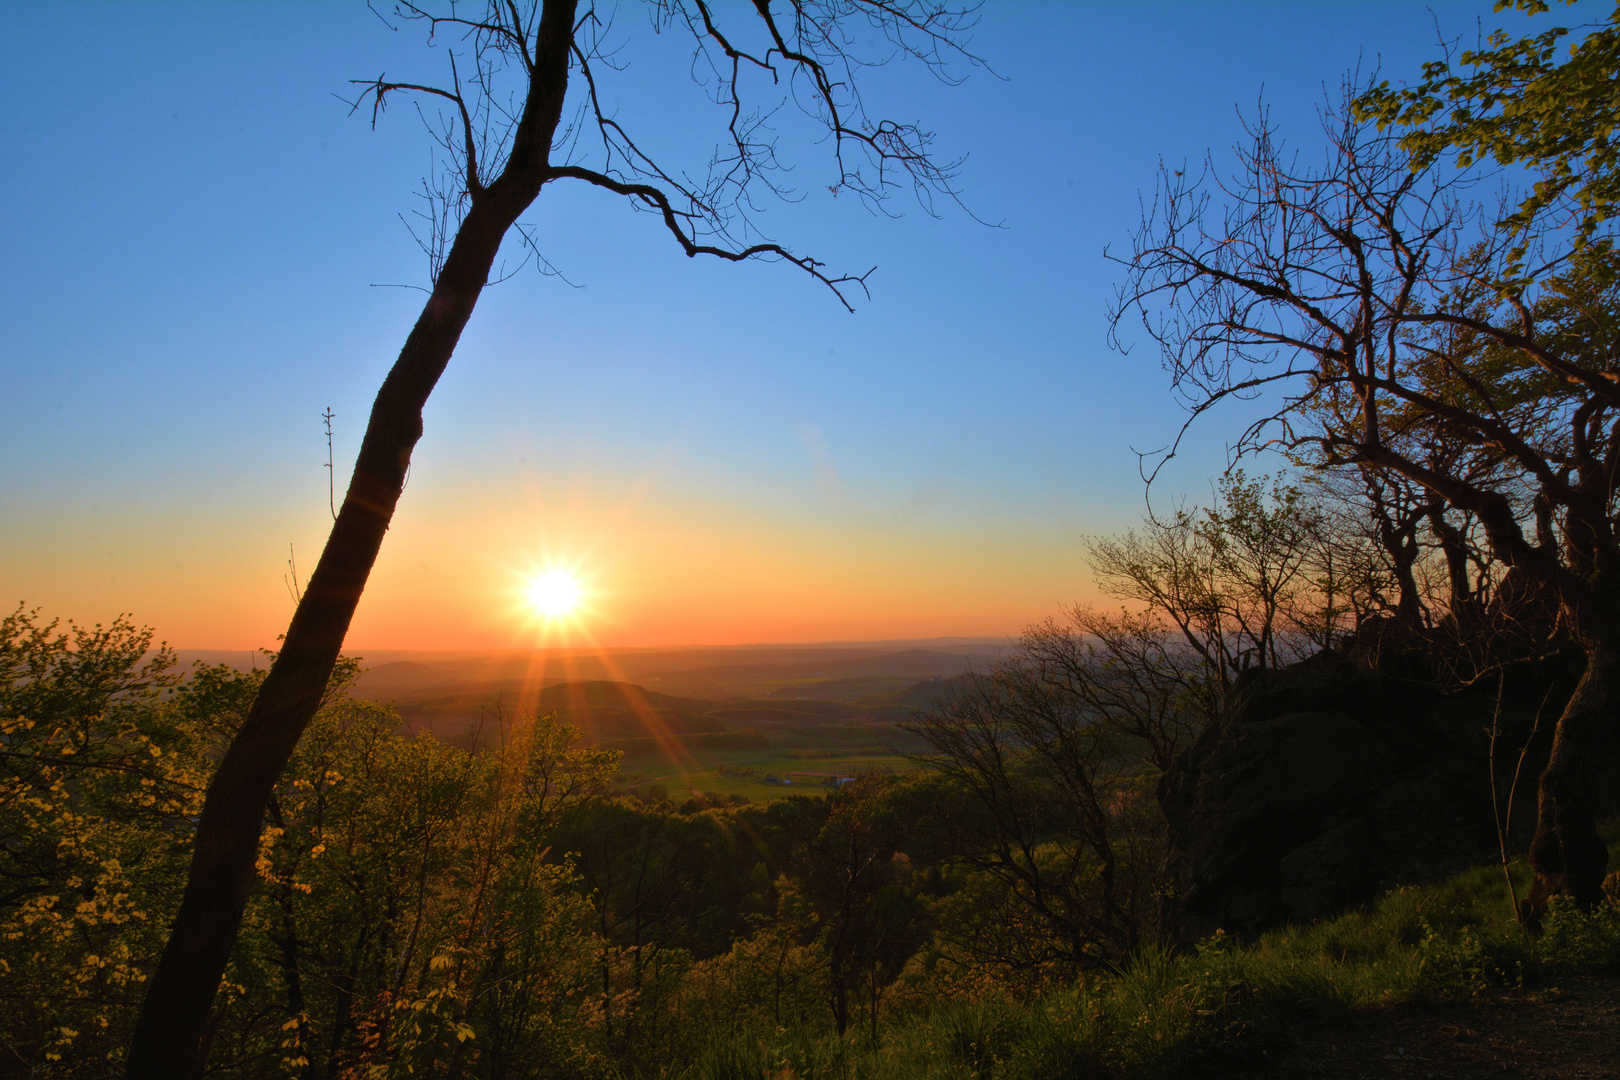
[233,673,622,1078]
[676,884,832,1037]
[0,606,626,1078]
[0,607,205,1072]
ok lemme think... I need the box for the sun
[526,568,584,619]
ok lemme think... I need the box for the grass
[673,827,1620,1079]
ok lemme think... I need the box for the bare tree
[1087,472,1349,711]
[1112,88,1620,922]
[128,2,983,1071]
[1307,460,1508,655]
[1021,606,1212,772]
[905,608,1202,971]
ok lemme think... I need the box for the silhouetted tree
[129,2,983,1071]
[1113,83,1620,921]
[906,648,1174,971]
[1087,472,1349,708]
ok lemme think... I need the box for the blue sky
[0,1,1549,648]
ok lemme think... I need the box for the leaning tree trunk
[126,4,578,1072]
[1524,584,1620,923]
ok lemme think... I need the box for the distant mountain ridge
[342,644,996,701]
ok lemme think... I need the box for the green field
[626,752,919,801]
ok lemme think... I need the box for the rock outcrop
[1159,650,1588,942]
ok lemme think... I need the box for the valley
[319,642,999,801]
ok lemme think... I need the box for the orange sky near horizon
[3,471,1106,651]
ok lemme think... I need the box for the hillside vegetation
[5,593,1618,1078]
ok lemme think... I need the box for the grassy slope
[682,828,1620,1080]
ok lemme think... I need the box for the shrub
[1540,895,1620,974]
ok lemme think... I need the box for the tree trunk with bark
[1525,577,1620,922]
[125,3,578,1072]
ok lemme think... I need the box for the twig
[283,544,302,605]
[322,407,337,522]
[1490,670,1555,924]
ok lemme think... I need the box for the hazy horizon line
[168,635,1015,661]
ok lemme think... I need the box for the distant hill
[711,701,864,722]
[768,676,919,702]
[387,679,721,743]
[768,672,983,711]
[824,648,988,677]
[364,666,945,759]
[532,680,718,715]
[330,642,1007,702]
[354,660,442,690]
[597,731,771,758]
[631,647,999,698]
[875,673,981,711]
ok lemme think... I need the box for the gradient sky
[0,1,1547,650]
